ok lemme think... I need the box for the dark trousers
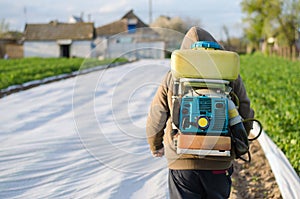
[168,167,233,199]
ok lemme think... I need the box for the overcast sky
[0,0,244,40]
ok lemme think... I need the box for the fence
[5,44,23,58]
[266,44,300,60]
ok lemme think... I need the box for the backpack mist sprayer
[170,41,262,160]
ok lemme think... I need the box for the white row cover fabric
[255,125,300,199]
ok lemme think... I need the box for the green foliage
[240,53,300,175]
[241,0,300,51]
[0,57,127,90]
[241,0,281,42]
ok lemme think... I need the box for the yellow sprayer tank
[171,49,240,81]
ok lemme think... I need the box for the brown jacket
[146,27,254,170]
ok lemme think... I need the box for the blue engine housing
[179,96,229,135]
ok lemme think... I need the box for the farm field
[0,58,297,198]
[239,53,300,175]
[0,54,299,175]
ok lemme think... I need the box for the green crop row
[240,53,300,175]
[0,57,127,90]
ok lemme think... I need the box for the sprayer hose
[243,118,263,141]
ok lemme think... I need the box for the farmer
[146,26,254,199]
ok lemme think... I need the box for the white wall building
[95,10,165,60]
[23,10,166,60]
[24,21,95,58]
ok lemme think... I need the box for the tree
[150,15,201,33]
[220,25,247,53]
[150,15,202,51]
[0,19,10,37]
[276,0,300,52]
[241,0,281,48]
[241,0,300,56]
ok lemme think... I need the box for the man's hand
[152,147,164,157]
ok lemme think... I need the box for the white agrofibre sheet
[256,129,300,199]
[0,60,170,199]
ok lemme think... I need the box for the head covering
[180,26,224,50]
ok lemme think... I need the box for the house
[24,21,95,58]
[95,10,165,60]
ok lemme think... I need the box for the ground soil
[230,140,282,199]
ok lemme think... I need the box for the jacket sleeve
[232,75,255,133]
[146,72,171,152]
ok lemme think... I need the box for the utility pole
[24,6,27,24]
[149,0,152,24]
[88,14,91,22]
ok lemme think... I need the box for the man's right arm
[146,72,171,153]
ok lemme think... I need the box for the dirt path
[230,139,282,199]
